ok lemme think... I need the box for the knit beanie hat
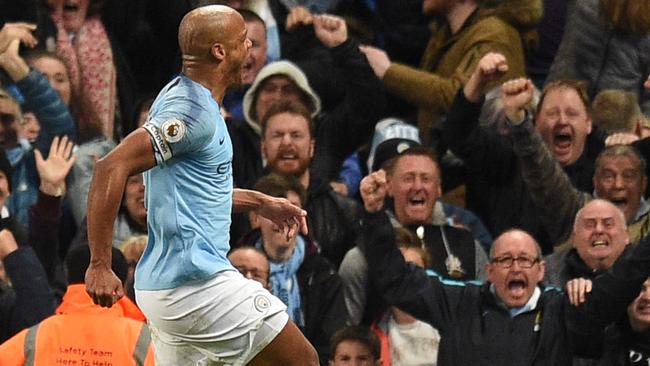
[367,118,421,172]
[243,60,321,134]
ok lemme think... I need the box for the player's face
[535,87,592,167]
[226,17,252,89]
[262,112,314,178]
[241,20,267,85]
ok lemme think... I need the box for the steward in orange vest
[0,246,154,365]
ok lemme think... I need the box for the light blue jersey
[136,74,234,290]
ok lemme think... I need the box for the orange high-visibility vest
[0,313,153,366]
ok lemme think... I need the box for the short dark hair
[261,99,314,138]
[239,9,265,27]
[329,326,380,361]
[253,173,307,207]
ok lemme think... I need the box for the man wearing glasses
[361,164,650,365]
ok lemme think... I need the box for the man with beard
[443,52,604,253]
[231,12,384,190]
[84,6,318,366]
[260,99,362,267]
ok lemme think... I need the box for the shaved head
[179,5,244,63]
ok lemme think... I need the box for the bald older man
[360,170,650,365]
[84,5,318,366]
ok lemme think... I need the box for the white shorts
[136,270,289,366]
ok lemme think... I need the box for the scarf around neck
[256,235,306,327]
[54,14,116,139]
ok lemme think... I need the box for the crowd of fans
[0,0,649,365]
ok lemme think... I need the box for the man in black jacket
[361,164,650,365]
[260,100,362,268]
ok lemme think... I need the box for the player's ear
[211,42,226,62]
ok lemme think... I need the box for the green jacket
[383,0,542,141]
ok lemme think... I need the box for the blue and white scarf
[257,236,306,327]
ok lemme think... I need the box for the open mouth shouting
[506,277,528,299]
[61,0,88,33]
[552,128,573,159]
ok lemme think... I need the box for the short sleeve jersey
[135,75,234,290]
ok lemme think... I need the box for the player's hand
[258,196,308,240]
[0,22,37,54]
[501,78,535,125]
[286,6,313,32]
[645,74,650,90]
[359,45,390,79]
[464,52,508,103]
[313,14,347,48]
[566,277,592,306]
[85,263,124,308]
[360,169,387,213]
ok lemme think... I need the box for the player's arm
[233,188,308,239]
[85,129,156,307]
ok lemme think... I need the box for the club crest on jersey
[161,119,186,143]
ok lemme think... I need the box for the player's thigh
[247,319,319,366]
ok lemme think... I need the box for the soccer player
[84,5,318,366]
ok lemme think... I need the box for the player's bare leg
[248,320,319,366]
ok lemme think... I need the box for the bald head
[490,229,542,259]
[179,5,244,62]
[572,199,630,270]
